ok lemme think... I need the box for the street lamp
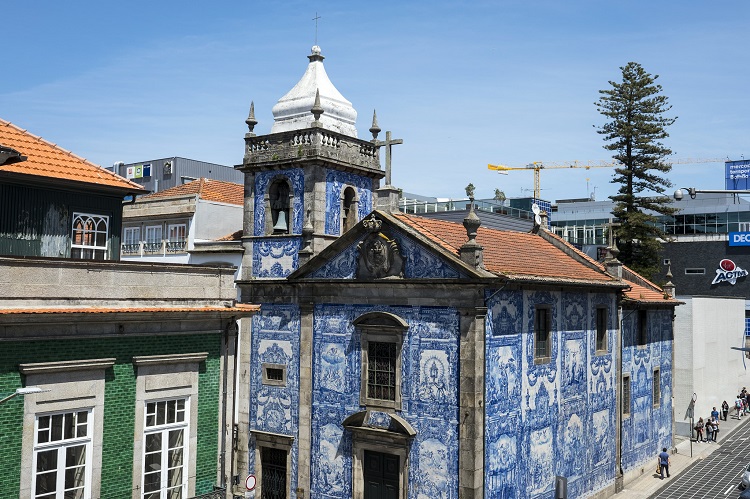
[0,386,49,404]
[674,188,750,200]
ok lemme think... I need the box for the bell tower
[238,46,387,279]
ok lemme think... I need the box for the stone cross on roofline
[370,112,403,187]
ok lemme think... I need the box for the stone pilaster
[459,307,487,498]
[232,318,253,497]
[296,303,315,497]
[375,185,401,213]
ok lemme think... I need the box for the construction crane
[488,158,726,200]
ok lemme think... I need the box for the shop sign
[712,259,748,285]
[729,232,750,246]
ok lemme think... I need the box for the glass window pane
[157,401,166,426]
[35,470,57,495]
[51,414,64,442]
[169,429,184,449]
[36,449,58,472]
[146,433,162,453]
[64,413,76,440]
[143,471,161,493]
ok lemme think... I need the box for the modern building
[0,119,257,499]
[234,45,678,499]
[108,157,243,195]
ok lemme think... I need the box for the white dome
[270,46,358,137]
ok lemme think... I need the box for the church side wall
[485,289,618,499]
[309,304,460,499]
[620,308,673,480]
[248,304,301,495]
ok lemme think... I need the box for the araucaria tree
[596,62,677,280]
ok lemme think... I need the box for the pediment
[289,211,480,280]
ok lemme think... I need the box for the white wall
[194,200,243,241]
[674,296,749,435]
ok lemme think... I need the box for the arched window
[267,179,291,235]
[71,212,109,260]
[341,186,359,233]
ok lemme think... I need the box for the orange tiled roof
[0,303,259,315]
[392,211,614,283]
[393,211,678,303]
[141,178,244,206]
[216,229,243,241]
[0,119,145,192]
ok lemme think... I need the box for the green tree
[595,62,677,280]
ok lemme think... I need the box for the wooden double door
[363,450,399,499]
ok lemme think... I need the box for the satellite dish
[531,203,540,215]
[535,214,542,225]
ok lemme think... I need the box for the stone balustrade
[243,128,381,171]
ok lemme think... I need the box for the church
[236,45,677,499]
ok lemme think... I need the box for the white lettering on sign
[712,259,749,285]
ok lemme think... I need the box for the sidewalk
[613,410,750,498]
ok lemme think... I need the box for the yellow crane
[488,158,726,200]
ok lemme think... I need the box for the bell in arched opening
[273,210,288,234]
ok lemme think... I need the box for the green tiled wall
[0,334,222,497]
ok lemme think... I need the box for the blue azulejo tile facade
[249,305,301,493]
[253,169,305,236]
[324,170,373,235]
[310,304,460,498]
[620,309,673,472]
[485,289,618,498]
[252,237,301,278]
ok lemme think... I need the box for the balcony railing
[166,240,187,253]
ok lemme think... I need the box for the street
[651,420,750,499]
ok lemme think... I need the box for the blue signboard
[730,232,750,246]
[725,160,750,190]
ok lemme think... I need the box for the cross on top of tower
[313,12,321,45]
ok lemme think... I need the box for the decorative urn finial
[311,88,324,122]
[245,101,258,135]
[369,110,381,139]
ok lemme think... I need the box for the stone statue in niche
[357,231,403,279]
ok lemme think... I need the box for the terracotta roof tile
[216,230,243,241]
[0,303,259,315]
[142,178,244,205]
[392,211,614,282]
[0,119,145,192]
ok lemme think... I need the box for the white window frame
[131,353,205,499]
[71,212,109,260]
[123,226,142,255]
[19,358,114,499]
[144,225,164,254]
[32,409,93,499]
[166,223,187,253]
[141,398,189,499]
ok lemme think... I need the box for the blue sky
[2,1,748,202]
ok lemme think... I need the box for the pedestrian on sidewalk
[706,417,714,442]
[722,400,730,421]
[736,396,743,418]
[712,406,719,420]
[695,417,705,442]
[711,418,719,441]
[659,447,671,479]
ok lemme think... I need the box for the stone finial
[299,209,315,264]
[459,194,484,269]
[604,232,622,280]
[311,88,324,122]
[369,110,381,140]
[308,45,325,62]
[245,101,258,135]
[663,263,675,298]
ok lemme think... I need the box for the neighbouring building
[108,157,243,195]
[234,45,679,498]
[121,178,244,269]
[0,118,257,499]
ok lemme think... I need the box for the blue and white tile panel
[485,289,622,498]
